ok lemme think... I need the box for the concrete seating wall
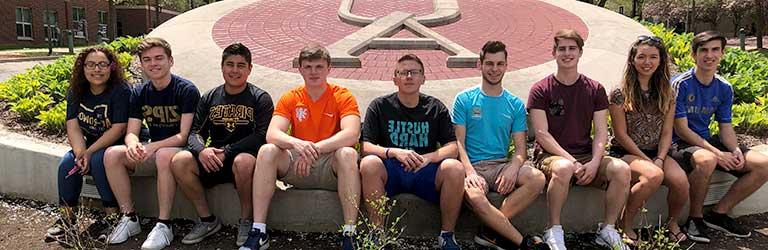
[3,129,768,237]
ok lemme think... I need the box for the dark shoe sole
[703,221,752,238]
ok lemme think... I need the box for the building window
[72,7,86,38]
[44,10,59,42]
[97,11,108,41]
[16,7,33,40]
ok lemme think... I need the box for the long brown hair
[69,47,126,104]
[620,37,673,114]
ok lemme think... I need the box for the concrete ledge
[2,128,767,238]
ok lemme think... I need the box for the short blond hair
[137,37,172,57]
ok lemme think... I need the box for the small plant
[47,204,118,250]
[627,207,693,250]
[342,192,406,250]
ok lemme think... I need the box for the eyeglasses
[395,70,424,78]
[84,61,111,70]
[637,35,662,43]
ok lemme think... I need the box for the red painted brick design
[212,0,589,80]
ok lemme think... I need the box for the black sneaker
[521,235,550,250]
[473,225,516,249]
[238,228,269,250]
[341,232,356,250]
[683,217,711,243]
[704,211,752,238]
[86,215,118,241]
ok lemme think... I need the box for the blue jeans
[57,149,117,208]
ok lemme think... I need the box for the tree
[723,0,754,36]
[695,0,723,30]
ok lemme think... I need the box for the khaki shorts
[473,158,518,193]
[534,151,619,190]
[128,144,181,177]
[280,150,338,191]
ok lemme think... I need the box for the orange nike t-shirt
[274,83,360,142]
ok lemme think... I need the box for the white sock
[343,224,356,235]
[252,223,266,232]
[440,230,451,236]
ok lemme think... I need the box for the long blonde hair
[621,37,673,114]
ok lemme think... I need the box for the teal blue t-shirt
[451,86,527,163]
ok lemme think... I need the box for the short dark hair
[480,41,507,62]
[137,37,172,57]
[222,43,252,65]
[553,29,585,52]
[692,30,726,53]
[298,44,331,66]
[394,54,424,75]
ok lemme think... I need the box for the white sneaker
[543,225,567,250]
[141,222,173,250]
[107,215,141,244]
[595,224,630,250]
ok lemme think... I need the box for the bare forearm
[677,126,719,153]
[536,131,576,161]
[66,127,87,154]
[86,125,126,154]
[315,129,359,154]
[422,142,458,163]
[719,125,739,151]
[361,142,387,158]
[148,133,187,149]
[616,133,650,160]
[591,130,607,161]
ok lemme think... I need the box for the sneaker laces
[189,221,210,236]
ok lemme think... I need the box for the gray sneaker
[181,217,222,244]
[237,218,253,246]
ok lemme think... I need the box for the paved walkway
[212,0,588,81]
[0,60,54,82]
[150,0,650,114]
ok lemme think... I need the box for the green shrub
[37,102,67,132]
[645,22,768,136]
[11,92,53,121]
[0,36,143,131]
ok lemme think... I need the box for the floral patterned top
[609,88,669,151]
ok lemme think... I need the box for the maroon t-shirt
[527,74,609,155]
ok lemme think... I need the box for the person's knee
[360,155,384,177]
[525,167,547,189]
[646,166,664,187]
[464,187,489,209]
[608,159,631,185]
[233,153,256,178]
[334,147,359,173]
[256,144,281,163]
[104,146,126,168]
[335,147,359,163]
[170,151,196,174]
[439,159,464,180]
[550,160,575,183]
[692,151,717,174]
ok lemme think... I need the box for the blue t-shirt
[129,74,200,142]
[452,86,527,163]
[672,69,733,142]
[66,83,131,147]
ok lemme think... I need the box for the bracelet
[654,156,665,162]
[385,148,390,158]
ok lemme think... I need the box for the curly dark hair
[69,47,126,104]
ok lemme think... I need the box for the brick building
[115,6,179,37]
[1,0,110,47]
